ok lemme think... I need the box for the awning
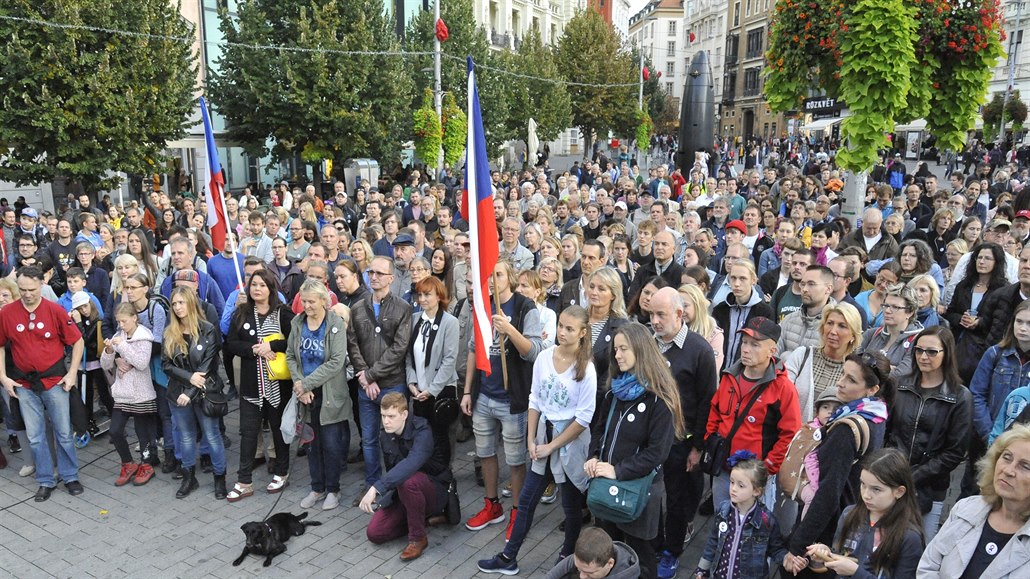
[801,117,844,131]
[895,118,927,132]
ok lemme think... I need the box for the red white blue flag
[200,96,228,252]
[461,57,500,374]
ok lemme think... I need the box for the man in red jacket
[704,317,801,510]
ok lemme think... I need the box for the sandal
[266,474,289,494]
[226,482,254,503]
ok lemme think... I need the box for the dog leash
[260,489,286,522]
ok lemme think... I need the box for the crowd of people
[1,146,1030,578]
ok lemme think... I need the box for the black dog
[232,512,322,567]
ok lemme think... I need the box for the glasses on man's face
[368,270,393,278]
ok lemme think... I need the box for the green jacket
[286,310,351,426]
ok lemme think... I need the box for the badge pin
[627,414,635,422]
[249,330,256,336]
[813,430,822,441]
[719,522,728,533]
[637,403,646,412]
[44,332,51,338]
[747,416,756,423]
[986,542,998,556]
[197,345,204,350]
[36,322,44,329]
[16,324,24,332]
[243,323,250,330]
[331,327,339,334]
[608,485,619,496]
[605,334,611,342]
[432,324,439,331]
[375,327,382,334]
[28,323,35,331]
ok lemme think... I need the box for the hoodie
[543,541,641,579]
[712,288,775,371]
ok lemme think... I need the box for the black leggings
[110,409,158,464]
[84,368,113,422]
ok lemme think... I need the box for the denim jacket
[989,385,1030,444]
[970,345,1030,440]
[696,500,787,577]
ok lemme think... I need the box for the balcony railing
[491,30,512,48]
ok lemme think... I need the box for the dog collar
[265,522,274,535]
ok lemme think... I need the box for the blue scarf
[828,397,888,425]
[611,372,646,401]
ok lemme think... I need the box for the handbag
[445,477,461,525]
[198,389,229,418]
[264,334,291,381]
[586,399,659,524]
[280,392,300,444]
[699,377,773,476]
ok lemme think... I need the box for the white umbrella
[528,118,539,166]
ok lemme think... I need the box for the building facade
[474,0,582,49]
[685,0,727,106]
[720,0,784,139]
[986,0,1028,142]
[629,1,687,109]
[589,0,633,37]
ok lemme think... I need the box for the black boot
[214,474,227,500]
[175,467,199,499]
[199,454,213,474]
[161,450,179,474]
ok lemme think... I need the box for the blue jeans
[924,500,944,541]
[309,394,349,494]
[18,386,79,487]
[503,467,584,561]
[170,402,226,475]
[358,384,405,486]
[156,389,177,453]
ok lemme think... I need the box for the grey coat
[918,496,1030,578]
[405,311,460,397]
[286,311,351,426]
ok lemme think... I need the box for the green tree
[499,27,572,162]
[555,8,637,156]
[208,0,411,184]
[405,0,509,158]
[983,91,1028,138]
[0,0,196,193]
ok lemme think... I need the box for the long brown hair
[998,300,1030,350]
[559,305,593,382]
[163,287,202,359]
[607,322,686,439]
[835,448,925,573]
[907,326,961,387]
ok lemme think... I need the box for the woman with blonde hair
[585,268,628,391]
[348,239,374,286]
[918,424,1030,577]
[561,234,582,281]
[539,256,565,313]
[540,236,562,262]
[908,273,944,328]
[517,270,557,349]
[677,284,724,371]
[786,302,865,422]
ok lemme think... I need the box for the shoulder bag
[699,377,774,476]
[586,397,659,525]
[264,333,291,381]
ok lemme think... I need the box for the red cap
[726,220,747,234]
[1015,210,1030,221]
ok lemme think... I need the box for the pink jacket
[100,325,156,406]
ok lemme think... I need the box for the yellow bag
[264,333,291,381]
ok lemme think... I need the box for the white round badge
[36,322,43,329]
[197,345,203,350]
[637,403,646,412]
[608,485,619,496]
[627,414,635,422]
[813,430,822,442]
[15,324,23,332]
[331,327,339,334]
[243,323,250,330]
[747,416,756,423]
[249,330,256,336]
[986,542,999,556]
[375,327,382,334]
[44,332,50,338]
[605,335,611,342]
[719,522,728,533]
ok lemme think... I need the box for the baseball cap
[726,219,747,234]
[21,208,38,219]
[988,218,1012,231]
[738,317,780,343]
[173,269,200,285]
[71,291,91,310]
[391,233,415,247]
[639,189,654,197]
[1014,210,1030,221]
[614,201,628,211]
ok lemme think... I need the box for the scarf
[546,284,562,298]
[772,241,783,258]
[611,372,646,401]
[828,397,888,426]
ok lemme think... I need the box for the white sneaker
[300,491,326,509]
[19,464,35,477]
[323,492,340,510]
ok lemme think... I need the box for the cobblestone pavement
[0,409,712,578]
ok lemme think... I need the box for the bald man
[838,207,899,262]
[628,230,685,300]
[648,288,719,573]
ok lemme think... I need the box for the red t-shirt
[0,299,82,390]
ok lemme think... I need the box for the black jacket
[662,330,720,450]
[711,292,775,363]
[628,259,685,303]
[944,280,1005,339]
[888,376,973,501]
[592,315,628,391]
[375,415,449,514]
[161,320,224,401]
[347,293,412,389]
[557,278,582,314]
[225,305,295,404]
[974,282,1025,349]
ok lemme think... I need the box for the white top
[537,305,557,350]
[528,346,597,429]
[412,312,432,390]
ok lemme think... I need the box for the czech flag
[200,96,228,252]
[461,57,500,374]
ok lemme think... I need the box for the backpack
[777,414,870,504]
[146,293,171,324]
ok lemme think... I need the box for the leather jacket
[161,320,224,402]
[887,376,972,501]
[347,292,412,389]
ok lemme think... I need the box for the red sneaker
[133,463,155,486]
[465,498,505,531]
[115,463,139,487]
[505,507,519,542]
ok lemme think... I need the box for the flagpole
[201,98,244,291]
[492,270,509,390]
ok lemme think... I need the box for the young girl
[69,290,109,443]
[805,448,925,578]
[477,306,597,575]
[694,452,787,578]
[101,303,159,486]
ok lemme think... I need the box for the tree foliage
[499,27,572,153]
[405,0,508,158]
[413,89,442,165]
[207,0,411,179]
[555,8,637,154]
[0,0,197,193]
[983,91,1029,138]
[441,92,467,167]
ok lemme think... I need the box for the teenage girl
[804,448,925,578]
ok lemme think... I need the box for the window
[667,41,676,57]
[667,61,675,76]
[733,2,740,26]
[668,20,677,35]
[743,66,761,96]
[745,27,765,58]
[666,81,675,94]
[746,0,752,16]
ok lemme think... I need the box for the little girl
[69,290,109,442]
[695,451,787,578]
[805,448,925,578]
[100,303,160,487]
[477,305,597,575]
